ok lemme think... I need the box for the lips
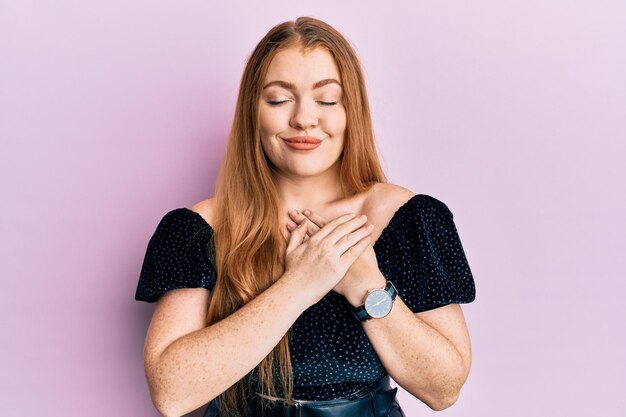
[282,136,323,144]
[281,136,323,151]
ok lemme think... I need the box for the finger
[309,212,358,242]
[288,210,321,235]
[325,214,369,245]
[335,222,374,254]
[340,234,372,261]
[287,220,311,241]
[300,209,327,230]
[286,219,308,254]
[281,225,290,243]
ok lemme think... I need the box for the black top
[135,194,476,400]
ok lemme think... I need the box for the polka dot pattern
[134,193,476,400]
[134,209,216,303]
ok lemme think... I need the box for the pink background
[2,1,625,416]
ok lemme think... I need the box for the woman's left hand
[286,209,386,307]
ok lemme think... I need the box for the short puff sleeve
[378,194,476,313]
[134,208,217,303]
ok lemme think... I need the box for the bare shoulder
[190,197,217,228]
[362,183,416,241]
[364,183,416,217]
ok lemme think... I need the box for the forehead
[263,46,341,89]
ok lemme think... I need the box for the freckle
[135,195,476,400]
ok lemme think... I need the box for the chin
[291,164,337,177]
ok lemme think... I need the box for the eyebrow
[262,78,342,90]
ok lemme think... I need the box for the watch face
[364,289,393,318]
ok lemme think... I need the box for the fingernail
[304,209,311,216]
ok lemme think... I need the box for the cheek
[258,119,282,163]
[259,107,286,136]
[326,109,347,134]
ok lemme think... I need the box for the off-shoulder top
[134,194,476,400]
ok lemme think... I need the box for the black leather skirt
[203,376,405,417]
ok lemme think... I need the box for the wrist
[346,273,387,307]
[280,270,321,310]
[351,279,399,322]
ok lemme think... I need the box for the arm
[144,211,373,417]
[350,273,472,411]
[287,206,473,411]
[144,273,309,417]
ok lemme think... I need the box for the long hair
[206,16,387,416]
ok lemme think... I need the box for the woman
[135,16,476,417]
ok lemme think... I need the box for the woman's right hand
[283,212,373,305]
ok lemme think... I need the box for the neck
[274,163,345,213]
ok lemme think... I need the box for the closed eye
[266,100,337,106]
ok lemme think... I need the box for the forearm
[150,273,309,417]
[361,293,467,410]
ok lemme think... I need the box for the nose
[289,100,318,130]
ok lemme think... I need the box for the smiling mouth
[281,137,323,150]
[282,136,323,144]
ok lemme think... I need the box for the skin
[263,45,472,410]
[258,45,348,212]
[286,207,472,410]
[142,45,472,417]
